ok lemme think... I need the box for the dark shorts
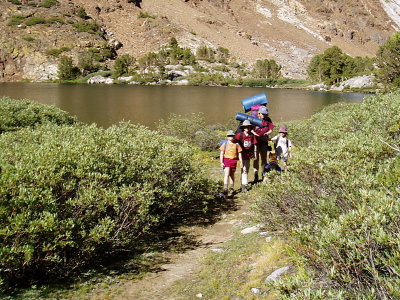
[223,158,238,171]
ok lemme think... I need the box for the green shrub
[186,73,233,86]
[78,51,100,75]
[252,91,400,297]
[57,55,80,80]
[47,17,64,24]
[39,0,58,8]
[113,54,134,77]
[45,47,70,57]
[194,125,222,151]
[7,15,25,26]
[76,7,87,19]
[0,97,76,134]
[22,36,35,42]
[156,113,206,144]
[242,78,277,87]
[24,16,46,26]
[212,65,230,72]
[252,59,281,79]
[137,11,155,19]
[7,0,21,4]
[0,122,217,290]
[72,21,100,35]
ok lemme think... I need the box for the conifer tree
[375,32,400,88]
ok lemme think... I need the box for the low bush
[138,11,156,19]
[7,15,25,26]
[72,21,100,35]
[156,113,206,144]
[0,122,217,291]
[47,17,64,24]
[39,0,58,8]
[7,0,21,4]
[24,16,46,26]
[242,78,278,87]
[0,97,76,134]
[45,47,70,57]
[252,91,400,298]
[22,36,35,42]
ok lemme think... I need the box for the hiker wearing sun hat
[220,130,243,195]
[271,125,292,172]
[253,106,275,182]
[235,120,258,192]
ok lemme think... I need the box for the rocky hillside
[1,0,399,81]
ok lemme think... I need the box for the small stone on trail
[251,287,261,294]
[196,293,203,298]
[211,248,224,253]
[259,231,268,236]
[265,236,272,242]
[265,266,290,282]
[241,224,261,234]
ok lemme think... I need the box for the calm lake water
[0,83,369,128]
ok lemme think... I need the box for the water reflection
[0,83,368,128]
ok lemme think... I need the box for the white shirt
[272,135,292,157]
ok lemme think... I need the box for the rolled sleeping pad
[242,93,268,112]
[235,112,263,127]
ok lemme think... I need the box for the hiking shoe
[241,184,247,192]
[223,188,228,195]
[229,188,234,195]
[254,173,259,183]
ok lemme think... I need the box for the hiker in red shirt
[235,120,257,192]
[253,106,274,182]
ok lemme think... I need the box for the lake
[0,83,369,128]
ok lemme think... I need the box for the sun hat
[226,130,235,136]
[240,120,252,127]
[258,106,269,114]
[279,125,288,133]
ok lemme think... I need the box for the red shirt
[235,132,257,160]
[255,119,275,145]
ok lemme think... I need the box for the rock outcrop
[0,0,398,81]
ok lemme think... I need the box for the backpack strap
[274,136,280,149]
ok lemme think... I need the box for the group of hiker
[219,100,292,195]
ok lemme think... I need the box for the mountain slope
[0,0,399,81]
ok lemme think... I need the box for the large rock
[87,75,114,84]
[265,266,290,283]
[23,54,58,81]
[330,75,375,91]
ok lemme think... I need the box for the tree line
[308,32,400,89]
[58,32,400,90]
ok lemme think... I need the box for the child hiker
[262,140,282,182]
[271,125,292,172]
[220,130,243,195]
[235,120,257,192]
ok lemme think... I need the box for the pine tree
[375,32,400,88]
[57,56,79,80]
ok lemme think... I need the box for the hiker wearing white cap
[220,130,243,195]
[253,106,275,182]
[235,120,258,192]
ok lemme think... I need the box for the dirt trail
[89,171,252,300]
